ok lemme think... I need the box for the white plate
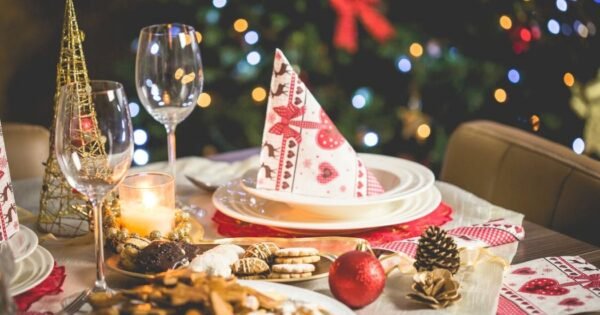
[213,179,441,233]
[7,226,38,263]
[9,245,54,296]
[241,153,435,218]
[239,280,354,315]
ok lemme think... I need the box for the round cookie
[243,242,280,263]
[274,255,320,264]
[272,263,316,274]
[269,272,312,279]
[275,247,319,257]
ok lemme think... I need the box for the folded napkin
[257,49,384,198]
[498,256,600,315]
[15,263,66,312]
[374,219,525,256]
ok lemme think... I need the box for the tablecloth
[13,156,524,314]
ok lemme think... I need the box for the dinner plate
[7,226,38,263]
[9,245,54,296]
[240,280,354,315]
[106,244,334,284]
[241,153,435,218]
[214,179,441,233]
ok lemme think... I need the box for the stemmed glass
[55,80,133,291]
[135,23,203,178]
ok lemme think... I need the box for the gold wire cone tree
[38,0,117,237]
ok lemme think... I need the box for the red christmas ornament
[328,250,386,308]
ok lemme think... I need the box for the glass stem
[91,198,107,292]
[166,125,177,180]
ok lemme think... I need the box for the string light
[197,92,212,108]
[547,19,560,35]
[133,129,148,145]
[352,95,366,109]
[133,149,149,165]
[499,15,513,30]
[494,88,507,103]
[409,43,424,57]
[396,56,412,73]
[128,102,140,118]
[251,87,267,102]
[363,132,379,147]
[555,0,567,12]
[508,69,520,84]
[416,124,431,139]
[244,31,259,45]
[246,51,261,65]
[572,138,585,154]
[233,19,248,33]
[563,72,575,87]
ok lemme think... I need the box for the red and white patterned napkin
[375,219,525,257]
[0,121,18,241]
[256,49,384,198]
[498,256,600,315]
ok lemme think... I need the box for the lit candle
[118,172,175,236]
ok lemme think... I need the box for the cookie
[237,274,267,280]
[272,264,315,274]
[275,247,319,257]
[274,255,320,264]
[268,272,312,279]
[231,258,270,275]
[243,242,280,263]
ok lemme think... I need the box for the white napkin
[257,49,384,199]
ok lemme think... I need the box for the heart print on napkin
[257,49,384,198]
[498,256,600,315]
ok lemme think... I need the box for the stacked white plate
[6,226,54,296]
[213,153,441,235]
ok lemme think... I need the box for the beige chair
[441,120,600,245]
[2,123,50,180]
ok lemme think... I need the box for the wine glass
[135,23,203,178]
[55,80,133,292]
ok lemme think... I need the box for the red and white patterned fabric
[0,121,18,241]
[374,219,524,256]
[498,256,600,315]
[257,49,384,198]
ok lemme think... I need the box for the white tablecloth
[13,156,524,314]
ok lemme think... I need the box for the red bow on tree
[330,0,396,53]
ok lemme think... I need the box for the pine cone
[413,226,460,274]
[406,268,462,309]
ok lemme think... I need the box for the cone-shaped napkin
[257,49,384,198]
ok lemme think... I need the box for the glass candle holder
[118,172,175,236]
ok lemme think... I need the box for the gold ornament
[413,226,460,274]
[38,0,118,237]
[570,70,600,157]
[407,268,462,309]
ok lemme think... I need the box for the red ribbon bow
[269,105,306,144]
[330,0,396,53]
[563,273,600,289]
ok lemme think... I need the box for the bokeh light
[212,0,227,9]
[572,138,585,154]
[352,95,366,109]
[563,72,575,87]
[556,0,567,12]
[547,19,560,35]
[499,15,512,30]
[416,124,431,139]
[246,51,261,65]
[128,102,140,118]
[363,132,379,147]
[409,43,424,57]
[520,28,532,42]
[251,87,267,102]
[494,88,507,103]
[133,129,148,145]
[396,56,412,73]
[233,19,248,33]
[530,115,540,132]
[133,149,149,165]
[508,69,520,84]
[197,92,212,108]
[244,31,259,45]
[561,23,573,36]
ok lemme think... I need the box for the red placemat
[212,202,453,246]
[14,263,66,312]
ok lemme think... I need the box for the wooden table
[514,221,600,266]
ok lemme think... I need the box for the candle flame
[141,191,159,208]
